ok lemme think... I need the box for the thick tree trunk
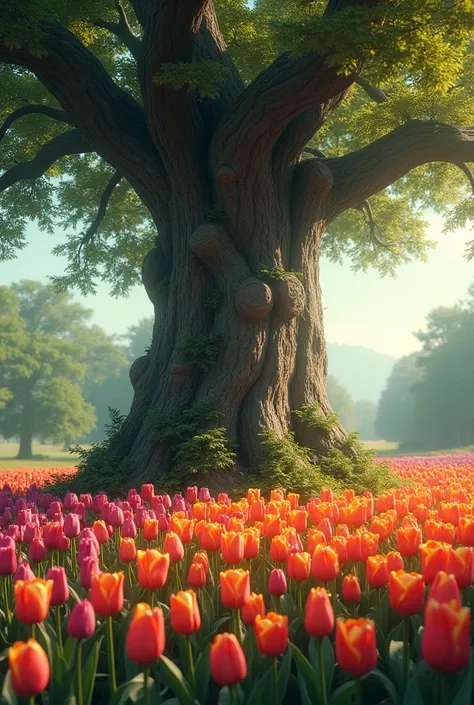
[113,165,349,491]
[17,431,33,460]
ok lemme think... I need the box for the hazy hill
[327,343,395,403]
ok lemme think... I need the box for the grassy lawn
[0,443,80,469]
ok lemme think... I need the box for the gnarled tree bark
[1,1,474,488]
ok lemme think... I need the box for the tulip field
[0,456,473,704]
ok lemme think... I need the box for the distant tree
[125,317,154,361]
[354,399,379,440]
[0,281,96,458]
[326,375,356,430]
[375,354,421,444]
[412,287,474,448]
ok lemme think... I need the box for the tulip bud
[268,568,287,597]
[186,486,198,504]
[67,600,96,639]
[422,598,470,673]
[119,537,137,563]
[220,569,250,609]
[126,603,165,664]
[366,555,389,588]
[137,549,170,589]
[63,514,81,539]
[121,518,137,539]
[170,590,201,635]
[0,545,17,575]
[210,633,247,686]
[14,578,53,624]
[305,588,334,638]
[90,572,124,617]
[46,566,69,606]
[342,574,361,603]
[187,562,206,588]
[14,561,35,584]
[386,551,404,572]
[80,556,99,590]
[141,484,155,502]
[335,618,377,677]
[427,571,461,607]
[255,613,288,656]
[241,593,265,626]
[8,640,50,697]
[164,532,184,563]
[29,538,46,564]
[389,570,425,616]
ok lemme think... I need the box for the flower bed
[0,457,472,704]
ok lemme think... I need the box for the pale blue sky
[1,215,472,358]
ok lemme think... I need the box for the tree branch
[140,0,210,193]
[0,105,72,143]
[355,76,388,103]
[326,120,474,218]
[0,130,89,194]
[95,3,141,59]
[0,22,170,234]
[352,200,390,248]
[76,170,123,262]
[212,0,383,178]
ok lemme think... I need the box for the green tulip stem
[71,538,78,579]
[230,686,237,705]
[402,616,410,694]
[30,624,36,640]
[2,577,10,625]
[106,616,117,696]
[233,609,243,645]
[355,678,362,705]
[77,639,84,705]
[55,606,63,657]
[316,638,327,705]
[29,697,35,705]
[143,667,150,705]
[273,657,279,705]
[186,637,195,691]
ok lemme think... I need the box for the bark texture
[2,1,474,488]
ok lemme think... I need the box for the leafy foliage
[146,398,236,489]
[375,354,421,445]
[293,402,340,433]
[179,334,221,371]
[153,61,229,99]
[254,428,397,498]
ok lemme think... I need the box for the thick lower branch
[0,105,72,143]
[327,120,474,218]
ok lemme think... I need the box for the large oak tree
[1,0,474,488]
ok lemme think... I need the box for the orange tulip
[242,528,260,560]
[307,529,327,555]
[438,502,460,527]
[370,517,391,542]
[119,537,137,563]
[241,592,265,625]
[335,618,377,677]
[329,537,347,565]
[210,633,247,686]
[288,492,300,509]
[386,551,404,573]
[360,532,379,561]
[427,571,461,607]
[263,514,284,540]
[90,572,124,617]
[349,502,367,528]
[287,552,311,582]
[342,574,361,603]
[249,500,265,523]
[396,526,422,558]
[192,552,209,573]
[93,520,109,545]
[247,488,260,504]
[8,640,50,697]
[388,571,425,616]
[457,517,474,546]
[126,603,165,664]
[137,549,170,589]
[336,524,350,539]
[311,544,339,582]
[288,509,307,533]
[271,489,285,502]
[164,532,184,563]
[419,540,450,584]
[199,523,222,552]
[366,555,389,588]
[187,562,207,588]
[270,535,289,563]
[445,546,474,589]
[220,569,250,609]
[170,517,194,544]
[14,579,53,624]
[221,532,244,564]
[422,598,470,673]
[143,518,159,543]
[193,503,209,522]
[228,517,245,533]
[305,588,334,637]
[255,612,288,656]
[170,590,201,635]
[346,534,363,562]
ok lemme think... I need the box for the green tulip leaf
[160,655,197,705]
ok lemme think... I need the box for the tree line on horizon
[1,279,473,458]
